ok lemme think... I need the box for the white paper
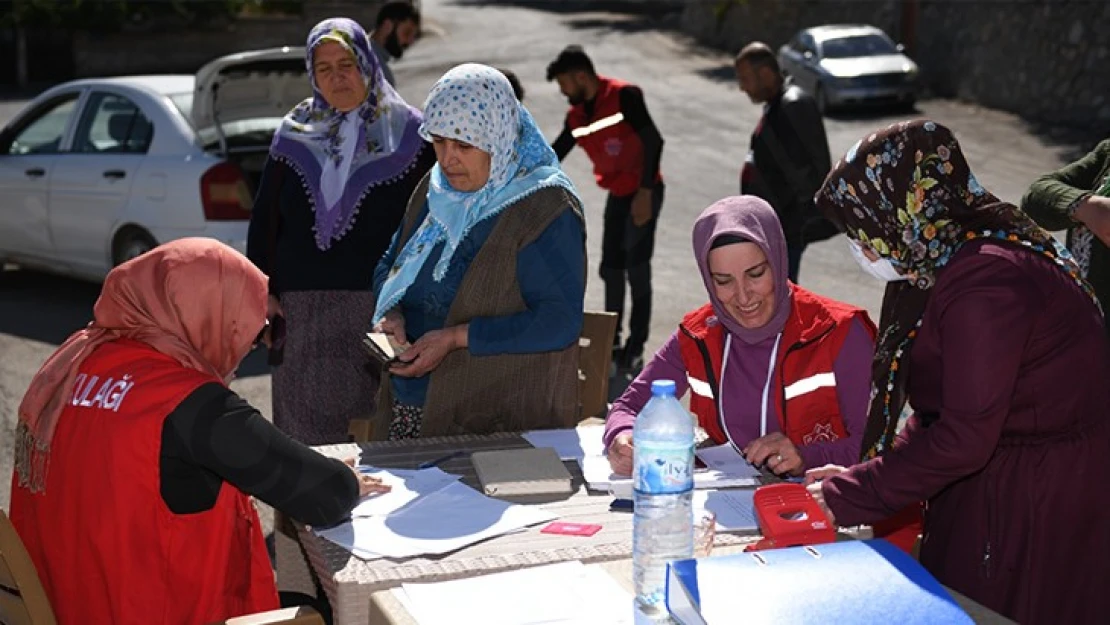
[398,561,635,625]
[315,481,558,560]
[693,489,760,532]
[349,466,460,518]
[579,453,622,491]
[522,425,606,461]
[695,443,763,480]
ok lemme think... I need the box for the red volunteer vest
[566,76,660,197]
[10,339,279,625]
[676,285,876,450]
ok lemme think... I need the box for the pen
[417,450,466,469]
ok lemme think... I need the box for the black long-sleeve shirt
[160,382,358,527]
[552,85,664,189]
[246,144,436,294]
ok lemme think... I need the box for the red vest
[676,285,876,449]
[10,339,279,625]
[566,76,660,197]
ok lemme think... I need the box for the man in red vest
[547,45,665,373]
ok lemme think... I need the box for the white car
[0,47,310,281]
[778,24,919,113]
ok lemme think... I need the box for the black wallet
[362,332,408,367]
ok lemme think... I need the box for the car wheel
[112,228,157,267]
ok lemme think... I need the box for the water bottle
[632,379,694,619]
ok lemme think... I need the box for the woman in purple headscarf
[604,196,876,480]
[247,17,435,444]
[805,119,1110,625]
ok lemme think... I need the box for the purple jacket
[822,240,1110,625]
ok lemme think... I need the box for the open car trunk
[192,47,310,193]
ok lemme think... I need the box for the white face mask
[848,239,908,282]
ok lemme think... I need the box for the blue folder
[665,539,974,625]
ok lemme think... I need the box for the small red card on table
[541,522,603,537]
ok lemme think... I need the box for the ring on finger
[775,453,783,463]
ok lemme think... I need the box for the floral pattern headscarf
[816,119,1097,459]
[270,17,424,251]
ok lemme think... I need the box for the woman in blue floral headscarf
[247,17,435,445]
[370,63,586,440]
[805,119,1110,625]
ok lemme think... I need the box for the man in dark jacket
[736,42,832,283]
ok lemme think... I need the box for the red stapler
[744,483,836,552]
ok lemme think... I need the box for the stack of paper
[395,561,634,625]
[315,481,558,560]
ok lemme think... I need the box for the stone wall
[681,0,898,56]
[913,0,1109,132]
[680,0,1109,134]
[73,1,385,77]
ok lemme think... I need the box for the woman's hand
[742,432,804,477]
[342,458,392,498]
[373,308,409,348]
[805,480,837,526]
[607,432,634,477]
[389,324,468,378]
[1075,195,1110,247]
[803,464,848,525]
[803,464,849,485]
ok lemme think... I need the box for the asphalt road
[0,0,1085,525]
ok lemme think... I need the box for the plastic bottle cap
[650,379,677,397]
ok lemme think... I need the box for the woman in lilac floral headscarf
[805,119,1110,625]
[247,17,435,445]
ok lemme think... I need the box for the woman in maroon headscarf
[806,119,1110,625]
[604,196,876,482]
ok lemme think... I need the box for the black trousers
[600,182,664,358]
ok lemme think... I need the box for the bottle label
[634,441,694,495]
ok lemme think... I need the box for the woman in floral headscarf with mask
[805,119,1110,625]
[370,63,586,439]
[247,17,435,445]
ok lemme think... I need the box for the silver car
[0,47,309,282]
[778,25,919,113]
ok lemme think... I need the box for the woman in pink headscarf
[604,196,876,481]
[10,238,387,625]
